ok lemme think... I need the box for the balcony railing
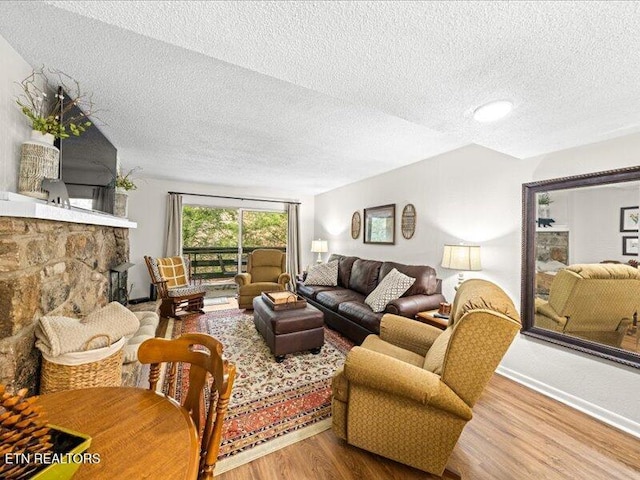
[183,246,286,282]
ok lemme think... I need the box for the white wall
[316,144,530,303]
[0,34,33,192]
[569,185,639,263]
[314,136,640,435]
[127,177,315,299]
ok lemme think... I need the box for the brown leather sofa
[297,254,445,344]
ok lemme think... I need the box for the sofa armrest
[234,272,252,287]
[385,293,446,318]
[278,272,291,287]
[344,346,472,420]
[379,314,442,356]
[296,280,307,294]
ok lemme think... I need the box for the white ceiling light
[473,100,513,122]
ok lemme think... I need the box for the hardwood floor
[218,375,640,480]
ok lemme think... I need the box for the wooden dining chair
[138,333,236,479]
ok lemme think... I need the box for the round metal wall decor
[351,211,361,239]
[401,204,416,239]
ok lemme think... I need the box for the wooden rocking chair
[144,255,206,318]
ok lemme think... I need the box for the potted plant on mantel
[15,66,97,199]
[537,192,553,219]
[114,167,140,218]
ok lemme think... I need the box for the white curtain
[165,193,183,257]
[286,203,301,291]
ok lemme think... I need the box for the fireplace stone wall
[0,216,129,393]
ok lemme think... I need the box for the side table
[416,310,449,330]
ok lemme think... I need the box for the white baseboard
[496,366,640,439]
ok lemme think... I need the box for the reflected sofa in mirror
[522,166,640,368]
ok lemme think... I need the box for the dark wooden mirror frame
[521,166,640,369]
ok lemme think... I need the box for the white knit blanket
[35,302,140,357]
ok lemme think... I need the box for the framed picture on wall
[364,204,395,244]
[622,236,639,256]
[619,206,639,232]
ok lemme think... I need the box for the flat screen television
[55,98,117,214]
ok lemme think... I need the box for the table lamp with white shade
[311,239,328,263]
[441,244,482,289]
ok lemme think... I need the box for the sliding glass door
[182,207,239,283]
[182,206,287,282]
[239,209,288,272]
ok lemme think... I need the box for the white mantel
[535,224,569,232]
[0,192,137,228]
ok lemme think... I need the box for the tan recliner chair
[332,279,520,478]
[535,263,640,348]
[234,249,291,309]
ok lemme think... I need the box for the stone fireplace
[0,193,136,393]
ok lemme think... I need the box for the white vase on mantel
[18,130,60,199]
[114,188,129,218]
[538,204,550,219]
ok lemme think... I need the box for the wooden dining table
[38,387,200,479]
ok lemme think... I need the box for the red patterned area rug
[162,309,354,474]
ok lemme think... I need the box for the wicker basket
[40,335,124,394]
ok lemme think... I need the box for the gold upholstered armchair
[331,279,520,478]
[234,249,291,309]
[535,263,640,348]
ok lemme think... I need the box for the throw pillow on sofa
[365,268,416,313]
[304,261,339,286]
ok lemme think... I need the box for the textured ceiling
[2,1,640,195]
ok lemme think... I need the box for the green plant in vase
[115,167,140,192]
[537,193,553,206]
[16,67,100,199]
[113,167,141,218]
[16,66,97,140]
[537,192,553,220]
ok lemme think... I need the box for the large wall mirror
[522,166,640,368]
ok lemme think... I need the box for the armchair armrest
[344,347,472,420]
[385,293,446,318]
[380,314,443,357]
[153,278,169,297]
[234,273,252,287]
[278,272,291,287]
[535,299,567,330]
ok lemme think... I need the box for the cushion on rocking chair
[167,285,207,297]
[156,256,190,288]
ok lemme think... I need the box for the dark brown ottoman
[253,296,324,362]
